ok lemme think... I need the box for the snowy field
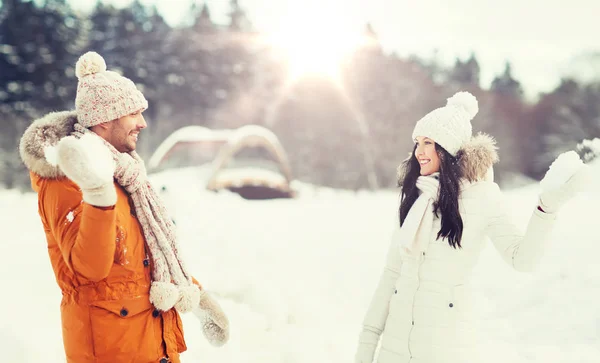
[0,165,598,363]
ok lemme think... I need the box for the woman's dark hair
[397,143,464,248]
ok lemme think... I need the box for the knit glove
[193,289,229,347]
[354,328,379,363]
[56,133,117,207]
[539,151,592,214]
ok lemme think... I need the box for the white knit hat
[411,91,479,156]
[74,51,148,127]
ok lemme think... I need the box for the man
[19,51,229,363]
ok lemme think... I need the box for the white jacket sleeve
[355,228,403,362]
[485,185,557,272]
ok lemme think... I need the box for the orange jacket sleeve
[39,177,117,282]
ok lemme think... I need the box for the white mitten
[539,151,592,214]
[193,290,229,347]
[56,133,117,207]
[354,328,379,363]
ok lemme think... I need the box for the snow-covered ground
[0,165,598,363]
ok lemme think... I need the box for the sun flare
[265,7,365,81]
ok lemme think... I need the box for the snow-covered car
[149,125,296,200]
[148,126,230,172]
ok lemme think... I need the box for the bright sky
[70,0,599,99]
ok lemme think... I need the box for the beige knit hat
[74,51,148,127]
[411,91,479,156]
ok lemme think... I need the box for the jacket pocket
[60,302,95,362]
[160,308,187,356]
[89,296,163,361]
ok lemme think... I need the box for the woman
[354,92,591,363]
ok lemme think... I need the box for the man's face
[105,110,147,153]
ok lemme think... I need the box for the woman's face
[414,136,440,175]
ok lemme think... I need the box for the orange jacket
[31,171,196,363]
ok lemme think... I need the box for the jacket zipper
[407,250,426,361]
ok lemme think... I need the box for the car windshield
[221,145,283,174]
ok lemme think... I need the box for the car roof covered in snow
[148,124,294,186]
[148,125,233,170]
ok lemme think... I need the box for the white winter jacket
[357,134,557,363]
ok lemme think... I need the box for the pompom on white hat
[74,51,148,128]
[411,91,479,156]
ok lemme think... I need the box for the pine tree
[448,53,480,88]
[478,61,531,184]
[342,38,444,188]
[0,0,87,112]
[195,3,214,32]
[167,1,226,132]
[491,61,523,97]
[531,80,600,177]
[86,0,177,158]
[0,0,88,188]
[228,0,251,32]
[204,0,258,130]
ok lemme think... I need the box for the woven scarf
[72,123,197,312]
[397,173,440,255]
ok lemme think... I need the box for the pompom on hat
[411,91,479,156]
[74,51,148,128]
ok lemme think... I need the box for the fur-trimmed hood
[19,110,78,179]
[456,132,499,182]
[397,132,499,184]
